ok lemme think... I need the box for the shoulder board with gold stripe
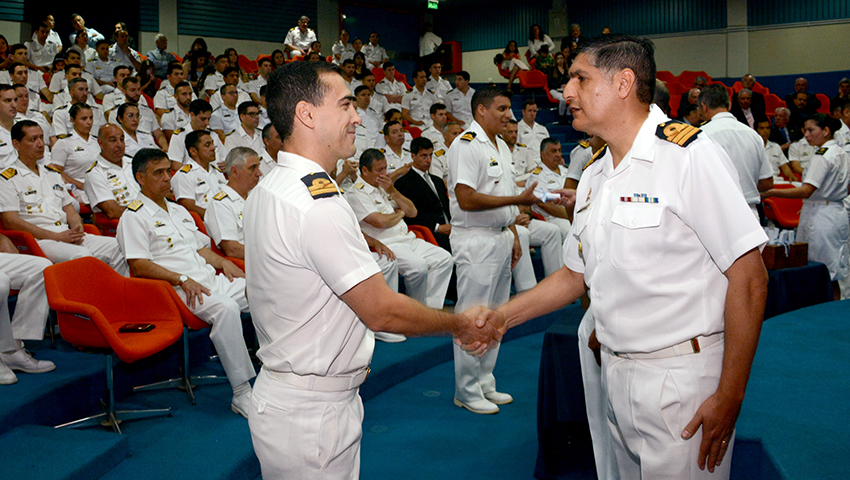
[354,182,365,190]
[225,130,236,137]
[516,142,526,148]
[45,165,61,173]
[213,191,228,201]
[86,161,98,173]
[379,148,386,153]
[211,163,222,172]
[173,128,184,135]
[655,121,701,147]
[0,168,16,180]
[301,172,339,199]
[579,140,590,148]
[816,147,828,155]
[127,199,143,211]
[179,164,192,173]
[57,134,72,139]
[433,149,445,156]
[583,144,608,171]
[460,131,476,142]
[532,166,543,174]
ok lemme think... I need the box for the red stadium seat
[763,184,801,229]
[407,225,439,247]
[238,54,257,74]
[656,71,677,84]
[517,69,547,91]
[764,94,787,119]
[678,70,712,87]
[816,94,831,114]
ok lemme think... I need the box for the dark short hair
[185,129,211,154]
[266,61,342,142]
[189,99,213,115]
[471,85,512,119]
[384,108,401,122]
[383,120,401,136]
[65,64,82,74]
[575,34,656,105]
[113,65,131,77]
[65,49,81,59]
[258,57,271,67]
[807,113,842,138]
[354,85,370,96]
[540,137,560,154]
[681,102,699,117]
[68,77,87,90]
[429,103,446,115]
[412,68,426,79]
[122,76,140,90]
[223,66,239,77]
[359,148,385,172]
[522,98,537,109]
[95,40,109,49]
[9,44,26,56]
[116,102,139,120]
[174,81,192,94]
[7,62,25,74]
[410,136,433,155]
[238,101,259,115]
[262,123,277,141]
[698,84,730,110]
[215,54,228,63]
[457,71,470,81]
[69,102,92,119]
[167,63,184,76]
[220,83,237,95]
[132,148,169,179]
[11,120,40,142]
[382,61,394,70]
[342,59,354,67]
[0,84,13,95]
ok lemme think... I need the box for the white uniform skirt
[798,202,850,280]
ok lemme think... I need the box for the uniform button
[596,255,602,262]
[167,237,171,242]
[592,291,599,298]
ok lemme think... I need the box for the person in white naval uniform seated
[283,16,317,59]
[5,63,42,114]
[50,102,103,205]
[99,66,131,113]
[201,55,229,100]
[223,101,264,158]
[429,121,463,183]
[4,45,52,105]
[380,120,413,180]
[105,77,168,151]
[0,121,127,274]
[205,147,261,260]
[85,41,121,94]
[49,55,102,107]
[0,86,18,169]
[160,82,193,141]
[13,84,56,152]
[208,67,251,113]
[352,85,382,159]
[517,99,550,167]
[425,62,451,100]
[364,31,389,69]
[340,60,361,95]
[153,63,197,119]
[359,71,388,118]
[419,103,449,157]
[501,119,533,185]
[247,58,272,106]
[402,69,438,128]
[172,130,227,220]
[445,71,475,128]
[83,123,140,219]
[115,103,159,158]
[258,124,281,177]
[210,85,241,143]
[332,30,353,65]
[108,30,141,72]
[167,100,224,170]
[374,62,406,112]
[565,135,606,190]
[117,148,255,417]
[51,78,106,138]
[527,138,572,239]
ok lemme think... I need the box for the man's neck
[266,147,279,161]
[704,108,727,121]
[602,106,650,169]
[415,85,425,93]
[522,118,535,128]
[459,85,468,94]
[193,157,211,171]
[98,55,108,62]
[243,124,255,136]
[143,191,169,211]
[543,161,559,173]
[227,180,249,199]
[224,103,236,111]
[505,142,515,153]
[0,116,13,131]
[177,103,190,115]
[20,157,39,173]
[103,155,122,167]
[389,143,403,156]
[170,79,180,88]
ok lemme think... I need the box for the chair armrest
[0,230,48,258]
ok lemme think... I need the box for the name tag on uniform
[74,147,85,152]
[620,193,659,203]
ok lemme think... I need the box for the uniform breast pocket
[487,163,502,178]
[609,204,664,270]
[152,225,178,254]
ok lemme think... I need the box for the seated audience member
[756,119,797,182]
[517,99,550,166]
[172,130,227,219]
[109,29,141,72]
[209,67,251,112]
[52,78,106,137]
[427,121,462,183]
[146,34,177,79]
[420,103,449,154]
[26,22,60,71]
[13,83,56,150]
[680,103,702,126]
[375,109,413,150]
[352,51,368,79]
[374,62,405,111]
[116,103,159,157]
[527,138,571,239]
[205,147,261,259]
[352,86,381,159]
[769,107,800,155]
[363,31,388,69]
[84,123,140,218]
[565,134,606,190]
[68,14,104,49]
[248,58,272,106]
[402,69,438,127]
[117,148,254,417]
[732,74,766,114]
[258,124,281,176]
[497,40,530,89]
[49,61,100,111]
[154,63,196,118]
[393,137,452,252]
[160,81,193,140]
[4,63,41,110]
[106,77,168,151]
[532,44,554,75]
[0,86,16,168]
[831,77,850,112]
[69,30,95,68]
[653,79,671,117]
[306,50,322,62]
[224,48,251,84]
[426,61,451,99]
[202,55,230,99]
[788,136,816,175]
[168,100,224,169]
[788,91,810,132]
[731,88,767,129]
[835,100,850,149]
[502,119,533,185]
[99,66,131,111]
[332,30,353,65]
[346,148,453,310]
[0,231,55,384]
[340,59,361,94]
[381,120,413,180]
[510,191,564,294]
[444,71,474,128]
[785,77,821,116]
[528,24,556,57]
[0,121,127,273]
[86,41,121,93]
[547,53,569,120]
[223,101,264,157]
[676,88,700,119]
[51,102,102,203]
[210,85,241,141]
[284,16,316,59]
[5,45,51,104]
[256,86,271,130]
[675,76,707,113]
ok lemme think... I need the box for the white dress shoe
[0,349,55,373]
[484,391,513,405]
[231,391,252,419]
[0,359,17,385]
[453,397,499,414]
[374,332,407,343]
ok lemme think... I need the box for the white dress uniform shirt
[789,137,816,172]
[160,107,191,133]
[517,119,550,165]
[167,128,225,165]
[69,28,104,49]
[85,58,122,88]
[527,35,556,57]
[258,148,277,176]
[345,180,413,243]
[106,101,159,137]
[247,76,267,96]
[444,87,475,127]
[563,105,767,353]
[121,126,159,158]
[100,89,126,114]
[381,147,412,176]
[205,184,245,246]
[51,131,100,184]
[51,103,106,137]
[764,140,788,178]
[375,78,406,111]
[50,72,102,103]
[567,141,592,182]
[700,112,773,205]
[208,88,251,112]
[14,110,54,154]
[25,40,59,68]
[223,126,265,157]
[428,147,449,182]
[258,106,270,130]
[171,159,227,211]
[425,76,451,100]
[353,107,381,159]
[509,142,534,183]
[25,70,47,107]
[419,125,447,154]
[284,27,317,57]
[528,164,569,218]
[0,126,14,168]
[419,32,442,57]
[153,83,197,112]
[210,106,240,136]
[332,41,353,64]
[402,87,439,127]
[368,91,389,117]
[33,29,62,50]
[108,44,141,70]
[363,43,388,67]
[83,155,140,212]
[201,71,225,96]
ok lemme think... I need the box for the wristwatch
[177,274,188,286]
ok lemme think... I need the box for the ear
[294,100,315,130]
[616,68,637,100]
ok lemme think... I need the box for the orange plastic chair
[407,224,439,247]
[406,126,422,139]
[170,52,182,63]
[678,70,712,86]
[764,94,787,118]
[44,257,182,433]
[372,67,385,82]
[238,54,257,74]
[93,212,120,237]
[669,94,682,117]
[763,184,801,228]
[751,82,769,95]
[518,70,547,91]
[188,211,245,272]
[396,72,412,91]
[656,71,676,84]
[667,82,690,96]
[816,94,831,114]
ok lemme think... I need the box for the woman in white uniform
[762,113,850,299]
[116,103,158,157]
[50,103,100,206]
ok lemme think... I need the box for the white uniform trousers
[177,275,255,388]
[512,220,563,292]
[249,367,363,480]
[389,236,452,309]
[547,217,571,242]
[0,253,52,350]
[372,252,399,292]
[450,227,512,403]
[577,310,619,480]
[603,337,732,480]
[37,234,129,276]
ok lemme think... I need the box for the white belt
[264,366,370,392]
[602,332,724,360]
[455,226,508,234]
[803,199,835,205]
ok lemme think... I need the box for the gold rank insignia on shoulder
[213,191,228,201]
[354,182,365,189]
[86,161,98,173]
[532,166,543,174]
[56,134,71,139]
[584,144,608,170]
[460,132,476,142]
[179,164,192,173]
[656,121,701,147]
[579,140,590,148]
[301,172,340,199]
[173,128,184,135]
[127,199,143,211]
[434,149,445,156]
[816,147,828,155]
[379,148,386,153]
[517,143,526,147]
[45,165,61,173]
[1,168,16,180]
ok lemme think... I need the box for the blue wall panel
[342,4,419,83]
[178,0,317,42]
[567,0,726,37]
[436,3,550,52]
[749,0,850,26]
[140,0,159,32]
[0,0,24,22]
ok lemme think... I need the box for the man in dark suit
[768,107,800,157]
[731,75,766,119]
[394,137,452,253]
[784,77,821,116]
[730,89,767,129]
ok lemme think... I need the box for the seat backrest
[678,70,711,86]
[407,224,439,246]
[372,67,385,82]
[656,71,676,84]
[751,82,769,95]
[816,93,831,114]
[764,94,787,115]
[407,126,422,139]
[189,211,209,236]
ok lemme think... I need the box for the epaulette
[213,191,228,201]
[446,88,455,94]
[579,140,590,148]
[301,172,339,199]
[45,165,61,173]
[0,168,16,180]
[211,163,222,172]
[105,107,115,114]
[460,132,476,142]
[583,144,608,171]
[426,88,435,94]
[55,105,69,111]
[127,199,143,211]
[379,148,386,153]
[225,130,236,137]
[173,128,184,135]
[516,142,526,148]
[698,120,709,127]
[179,164,192,173]
[402,148,410,153]
[86,161,97,173]
[656,121,701,147]
[532,166,543,174]
[816,147,828,155]
[163,108,173,113]
[57,134,72,139]
[433,149,445,156]
[354,182,364,190]
[289,27,296,31]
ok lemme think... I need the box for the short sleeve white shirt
[0,161,73,232]
[517,120,550,164]
[567,142,592,182]
[444,87,474,127]
[171,158,228,210]
[345,180,413,243]
[528,164,568,219]
[51,130,100,182]
[223,125,265,158]
[84,155,140,211]
[205,184,245,245]
[802,140,850,203]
